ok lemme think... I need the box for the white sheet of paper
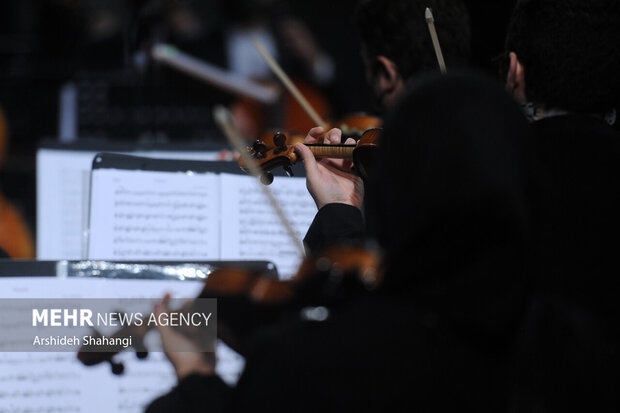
[87,168,316,279]
[37,148,225,260]
[0,277,244,413]
[88,169,221,260]
[219,173,317,279]
[37,150,101,260]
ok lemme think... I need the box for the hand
[154,294,215,381]
[295,127,364,210]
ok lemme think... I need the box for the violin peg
[134,337,148,359]
[251,140,268,158]
[273,132,287,149]
[260,172,274,185]
[283,165,294,177]
[109,360,125,375]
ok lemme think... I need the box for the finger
[323,128,342,144]
[305,127,324,143]
[155,293,171,316]
[341,138,357,169]
[154,294,174,341]
[294,143,320,182]
[320,136,355,171]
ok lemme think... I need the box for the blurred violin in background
[0,106,35,258]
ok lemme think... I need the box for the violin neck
[305,143,355,159]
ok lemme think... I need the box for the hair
[354,0,471,81]
[505,0,620,113]
[374,71,528,292]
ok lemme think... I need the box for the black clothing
[147,72,530,413]
[149,294,519,413]
[523,115,620,318]
[303,203,364,254]
[0,246,9,258]
[511,115,620,411]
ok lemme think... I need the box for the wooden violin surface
[239,127,381,182]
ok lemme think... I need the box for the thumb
[294,143,319,182]
[154,294,171,332]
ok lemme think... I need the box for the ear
[506,52,527,103]
[376,56,401,89]
[373,56,404,106]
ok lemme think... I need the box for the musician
[356,0,470,109]
[300,0,472,253]
[502,0,620,410]
[146,71,530,413]
[214,0,336,137]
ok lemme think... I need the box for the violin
[240,127,381,183]
[0,106,35,258]
[252,113,381,148]
[335,113,382,139]
[76,245,382,374]
[204,245,382,354]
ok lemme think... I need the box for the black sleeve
[303,203,365,254]
[145,374,232,413]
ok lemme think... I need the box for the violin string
[213,106,306,257]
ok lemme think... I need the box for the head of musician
[355,0,471,109]
[371,70,529,340]
[504,0,620,117]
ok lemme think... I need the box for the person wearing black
[502,0,620,410]
[300,0,472,254]
[146,72,530,413]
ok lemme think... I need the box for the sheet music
[88,169,220,260]
[87,168,316,278]
[0,277,245,413]
[37,148,226,260]
[219,173,317,279]
[37,150,100,260]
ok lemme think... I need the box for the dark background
[0,0,516,244]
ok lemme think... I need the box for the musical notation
[88,169,220,260]
[112,226,208,234]
[36,148,226,260]
[0,277,242,413]
[87,167,316,278]
[219,174,317,279]
[113,213,208,222]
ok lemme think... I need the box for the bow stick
[252,39,329,129]
[152,43,279,104]
[213,105,306,257]
[425,8,447,74]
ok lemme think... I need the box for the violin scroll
[239,128,381,182]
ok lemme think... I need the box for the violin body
[76,246,382,372]
[0,107,35,258]
[335,113,382,140]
